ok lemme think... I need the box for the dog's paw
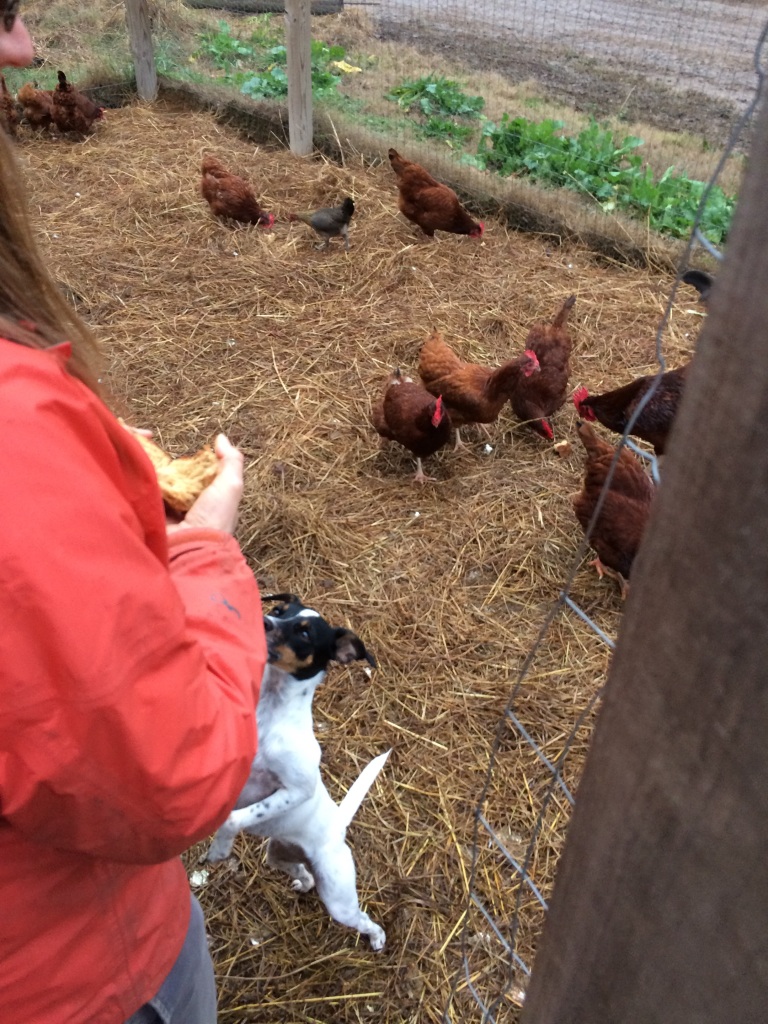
[203,841,234,864]
[369,926,386,952]
[290,867,315,893]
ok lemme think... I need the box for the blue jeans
[124,895,217,1024]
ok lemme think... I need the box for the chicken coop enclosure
[9,1,768,1021]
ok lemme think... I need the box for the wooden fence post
[520,98,768,1023]
[285,0,313,156]
[124,0,157,102]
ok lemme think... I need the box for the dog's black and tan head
[262,593,376,681]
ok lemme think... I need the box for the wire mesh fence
[440,17,767,1021]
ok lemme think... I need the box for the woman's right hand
[167,434,245,536]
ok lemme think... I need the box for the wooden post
[521,100,768,1022]
[124,0,157,102]
[285,0,313,156]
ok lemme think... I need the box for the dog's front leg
[226,783,310,832]
[204,819,239,863]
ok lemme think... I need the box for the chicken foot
[589,558,630,600]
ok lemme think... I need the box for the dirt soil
[375,0,767,149]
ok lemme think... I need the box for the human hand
[118,418,154,440]
[166,434,244,536]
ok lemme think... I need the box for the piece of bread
[131,431,218,512]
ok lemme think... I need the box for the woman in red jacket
[0,6,267,1022]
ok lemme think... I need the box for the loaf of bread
[131,431,218,512]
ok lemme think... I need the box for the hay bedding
[17,98,699,1022]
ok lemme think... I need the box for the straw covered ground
[15,96,702,1022]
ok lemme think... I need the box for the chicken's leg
[413,458,437,485]
[589,557,629,600]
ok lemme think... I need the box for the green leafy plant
[240,41,343,101]
[416,116,475,146]
[195,21,256,67]
[476,114,735,243]
[386,75,484,119]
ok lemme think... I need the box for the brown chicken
[418,329,540,447]
[200,155,275,228]
[17,81,54,131]
[388,148,484,239]
[0,72,18,137]
[573,361,688,456]
[571,420,655,599]
[371,368,452,484]
[51,71,104,135]
[511,294,576,439]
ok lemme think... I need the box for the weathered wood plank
[285,0,313,157]
[124,0,157,102]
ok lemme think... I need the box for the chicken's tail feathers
[56,70,68,90]
[553,294,576,327]
[338,749,391,827]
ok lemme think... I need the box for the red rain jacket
[0,340,267,1023]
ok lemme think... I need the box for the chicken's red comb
[432,394,445,426]
[540,419,554,440]
[524,349,540,370]
[572,385,590,411]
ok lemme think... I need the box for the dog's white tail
[338,749,391,827]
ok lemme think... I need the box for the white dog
[205,593,390,951]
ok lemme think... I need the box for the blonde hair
[0,124,104,396]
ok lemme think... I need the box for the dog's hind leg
[311,843,386,951]
[266,838,315,893]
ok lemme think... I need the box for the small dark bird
[288,197,355,251]
[681,269,715,307]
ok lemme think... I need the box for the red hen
[571,420,656,599]
[418,328,539,447]
[573,362,688,456]
[201,155,275,228]
[51,71,104,135]
[511,294,576,439]
[388,148,484,239]
[372,368,452,484]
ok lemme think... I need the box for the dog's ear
[333,628,377,668]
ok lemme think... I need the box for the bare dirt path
[374,0,768,145]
